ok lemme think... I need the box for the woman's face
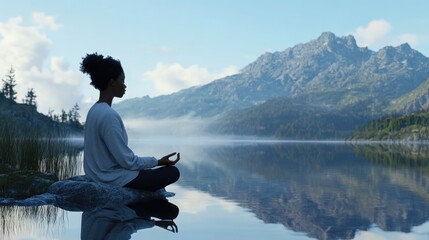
[113,72,126,98]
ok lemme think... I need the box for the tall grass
[0,120,83,179]
[0,120,83,239]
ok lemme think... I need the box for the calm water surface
[2,138,429,240]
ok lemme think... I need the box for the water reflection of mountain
[178,143,429,240]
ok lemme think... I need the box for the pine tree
[70,103,81,124]
[60,109,68,123]
[2,67,18,102]
[23,88,37,108]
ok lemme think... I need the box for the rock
[0,175,175,211]
[0,166,58,199]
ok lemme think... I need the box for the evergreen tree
[60,109,68,123]
[48,109,54,119]
[67,110,73,123]
[2,67,18,102]
[23,88,37,108]
[70,103,81,124]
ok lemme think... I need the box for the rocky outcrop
[0,175,174,211]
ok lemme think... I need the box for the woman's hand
[157,152,180,166]
[155,220,178,232]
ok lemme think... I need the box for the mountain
[210,97,371,139]
[114,32,429,138]
[385,77,429,113]
[115,32,429,119]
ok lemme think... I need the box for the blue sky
[0,0,428,117]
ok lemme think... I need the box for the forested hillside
[349,111,429,141]
[211,97,371,139]
[0,94,83,136]
[0,68,83,136]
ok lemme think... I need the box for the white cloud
[352,19,392,48]
[351,19,420,50]
[50,56,82,85]
[143,63,239,96]
[396,33,419,46]
[32,12,61,30]
[0,13,88,117]
[0,16,51,70]
[213,65,240,79]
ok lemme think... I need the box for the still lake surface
[2,138,429,240]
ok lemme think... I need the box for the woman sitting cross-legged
[80,52,180,192]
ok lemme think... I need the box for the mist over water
[123,117,214,139]
[122,116,319,143]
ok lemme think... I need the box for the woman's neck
[98,92,113,106]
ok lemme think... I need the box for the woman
[80,53,180,192]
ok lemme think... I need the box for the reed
[0,120,83,238]
[0,120,83,179]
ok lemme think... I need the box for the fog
[122,116,276,145]
[123,116,215,140]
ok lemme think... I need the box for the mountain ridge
[115,32,429,118]
[114,32,429,138]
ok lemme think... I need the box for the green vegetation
[212,97,372,139]
[0,120,83,199]
[0,66,84,199]
[1,67,18,102]
[0,67,83,136]
[0,117,83,238]
[349,111,429,141]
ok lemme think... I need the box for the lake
[2,138,429,240]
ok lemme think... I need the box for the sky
[0,0,428,119]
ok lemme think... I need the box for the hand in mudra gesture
[157,152,180,166]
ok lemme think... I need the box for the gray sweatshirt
[83,102,157,186]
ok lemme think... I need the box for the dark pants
[127,199,179,220]
[124,166,180,192]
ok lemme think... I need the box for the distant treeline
[1,67,83,135]
[211,98,371,140]
[349,111,429,141]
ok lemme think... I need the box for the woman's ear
[108,78,116,87]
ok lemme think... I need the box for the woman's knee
[169,166,180,182]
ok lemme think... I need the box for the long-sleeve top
[83,102,157,186]
[81,205,155,240]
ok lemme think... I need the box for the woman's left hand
[158,152,180,166]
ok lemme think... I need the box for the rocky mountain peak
[317,32,337,43]
[114,32,429,119]
[398,42,412,51]
[315,32,359,50]
[373,42,427,64]
[241,32,369,78]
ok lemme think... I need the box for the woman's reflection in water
[81,199,179,240]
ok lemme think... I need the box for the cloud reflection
[168,185,238,214]
[354,222,429,240]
